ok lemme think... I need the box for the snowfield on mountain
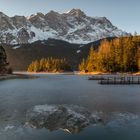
[0,9,128,44]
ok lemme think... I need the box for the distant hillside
[4,38,111,71]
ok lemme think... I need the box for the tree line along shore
[0,36,140,74]
[27,36,140,73]
[79,36,140,73]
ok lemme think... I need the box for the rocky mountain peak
[28,12,45,20]
[67,9,86,17]
[0,12,8,18]
[46,10,60,17]
[36,12,45,18]
[12,16,29,29]
[0,9,128,44]
[0,12,14,31]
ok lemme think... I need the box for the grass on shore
[77,71,140,76]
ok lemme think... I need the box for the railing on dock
[99,76,140,85]
[88,76,106,80]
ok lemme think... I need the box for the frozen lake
[0,74,140,140]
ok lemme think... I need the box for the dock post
[127,77,130,84]
[100,79,102,84]
[138,77,140,84]
[114,77,116,84]
[107,77,109,84]
[132,76,134,84]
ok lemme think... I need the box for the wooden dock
[99,76,140,85]
[88,76,106,80]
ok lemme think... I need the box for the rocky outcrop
[0,9,128,44]
[11,16,29,29]
[17,28,30,44]
[0,12,14,31]
[26,104,102,133]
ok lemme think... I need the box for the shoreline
[77,71,140,76]
[13,71,75,75]
[0,74,38,81]
[14,71,140,76]
[0,74,17,81]
[1,71,140,81]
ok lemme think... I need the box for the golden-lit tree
[79,36,140,73]
[28,58,72,72]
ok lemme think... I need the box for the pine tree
[79,36,140,73]
[86,47,96,72]
[0,46,8,74]
[27,58,72,72]
[79,59,86,71]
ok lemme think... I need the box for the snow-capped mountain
[0,9,128,44]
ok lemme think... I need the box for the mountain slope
[0,9,128,44]
[4,38,115,70]
[4,36,140,71]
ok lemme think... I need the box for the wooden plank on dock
[99,76,140,85]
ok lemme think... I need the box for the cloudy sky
[0,0,140,34]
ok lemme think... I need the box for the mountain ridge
[4,37,115,70]
[0,9,128,45]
